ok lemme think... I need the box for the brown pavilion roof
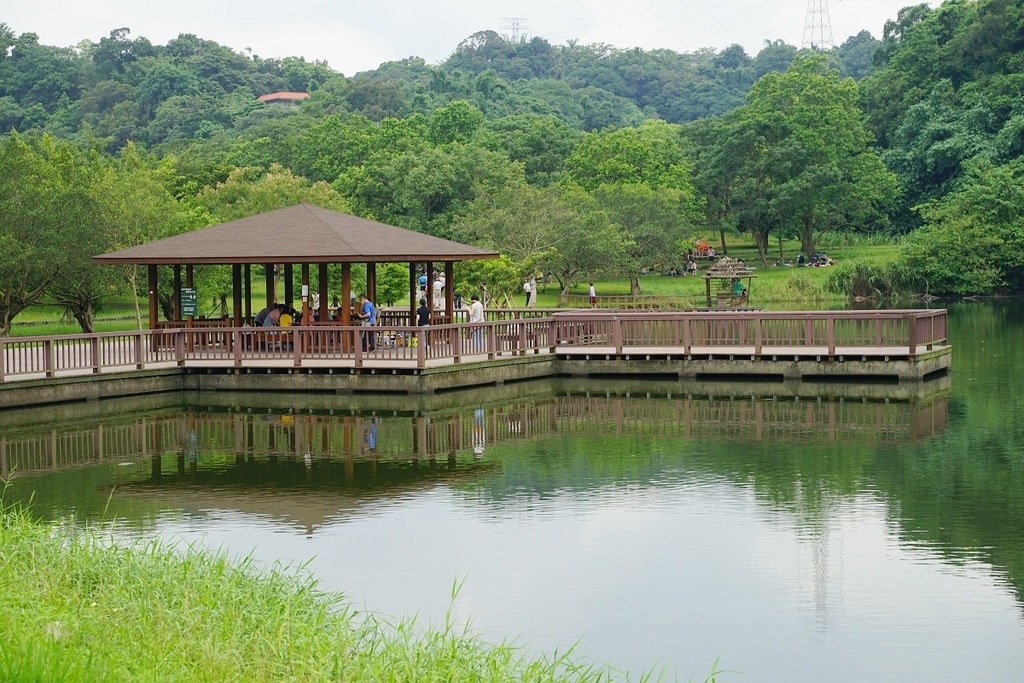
[93,204,499,265]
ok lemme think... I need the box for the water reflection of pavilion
[2,380,949,480]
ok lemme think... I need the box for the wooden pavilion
[93,204,499,328]
[703,257,756,308]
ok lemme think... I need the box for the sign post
[180,287,197,321]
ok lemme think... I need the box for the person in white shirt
[468,294,484,348]
[432,276,444,308]
[589,283,597,308]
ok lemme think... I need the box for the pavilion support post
[341,263,352,325]
[444,261,454,321]
[148,265,158,329]
[301,264,310,325]
[408,262,417,325]
[284,264,294,306]
[231,265,242,327]
[185,265,194,328]
[244,265,252,320]
[264,263,275,307]
[172,265,182,321]
[318,264,328,321]
[425,261,434,311]
[367,262,377,307]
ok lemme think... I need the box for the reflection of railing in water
[553,395,947,442]
[2,394,948,478]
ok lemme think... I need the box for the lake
[4,301,1023,682]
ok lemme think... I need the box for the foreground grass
[0,500,694,683]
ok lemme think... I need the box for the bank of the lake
[0,500,665,683]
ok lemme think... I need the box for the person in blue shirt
[357,293,376,351]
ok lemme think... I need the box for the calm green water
[4,302,1024,682]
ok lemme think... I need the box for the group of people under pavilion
[93,204,499,331]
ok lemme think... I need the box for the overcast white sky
[6,0,926,75]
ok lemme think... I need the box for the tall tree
[743,55,896,260]
[561,120,700,291]
[452,182,625,300]
[0,133,96,334]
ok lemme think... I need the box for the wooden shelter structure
[93,204,498,329]
[703,257,756,308]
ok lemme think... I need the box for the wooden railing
[551,309,947,357]
[564,294,687,310]
[376,307,556,326]
[0,309,947,382]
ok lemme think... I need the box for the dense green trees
[903,159,1024,295]
[0,20,816,152]
[5,6,1024,308]
[861,0,1024,233]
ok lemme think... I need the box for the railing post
[612,317,623,352]
[416,329,426,368]
[827,318,836,356]
[754,314,763,355]
[233,330,243,367]
[90,336,101,374]
[175,330,185,366]
[43,340,54,378]
[134,333,144,370]
[450,326,461,362]
[908,311,918,359]
[0,337,6,383]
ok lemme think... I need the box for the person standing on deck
[468,294,484,349]
[357,293,376,351]
[432,274,444,309]
[416,297,430,348]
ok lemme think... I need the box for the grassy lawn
[536,240,902,310]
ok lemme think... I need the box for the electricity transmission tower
[500,17,530,43]
[801,0,834,50]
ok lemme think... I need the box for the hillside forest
[2,0,1024,333]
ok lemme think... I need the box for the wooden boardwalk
[0,310,951,395]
